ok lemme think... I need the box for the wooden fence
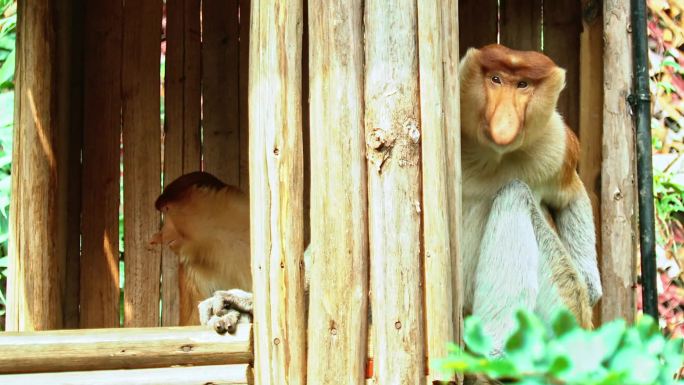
[4,0,637,384]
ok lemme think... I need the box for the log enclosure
[3,1,638,385]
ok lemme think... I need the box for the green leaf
[0,255,6,267]
[610,346,660,385]
[464,316,493,356]
[594,319,626,362]
[0,47,13,85]
[551,309,579,337]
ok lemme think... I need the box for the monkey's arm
[552,175,602,306]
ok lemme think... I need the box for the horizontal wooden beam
[0,325,252,374]
[0,364,252,385]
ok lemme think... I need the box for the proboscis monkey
[150,171,253,333]
[460,44,602,355]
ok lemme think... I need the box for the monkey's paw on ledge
[198,289,254,335]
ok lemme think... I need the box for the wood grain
[544,0,582,132]
[202,0,240,186]
[500,0,541,50]
[307,0,368,383]
[458,0,497,56]
[122,0,164,327]
[0,364,252,385]
[442,0,464,361]
[0,325,251,374]
[80,0,122,329]
[365,0,424,383]
[418,1,458,382]
[239,0,250,192]
[578,0,604,326]
[162,0,202,327]
[6,0,78,331]
[601,0,637,324]
[249,1,307,384]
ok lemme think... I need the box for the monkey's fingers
[212,289,254,314]
[207,309,241,335]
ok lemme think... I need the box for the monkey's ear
[459,47,482,84]
[545,66,566,95]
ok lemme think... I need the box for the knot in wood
[273,338,280,346]
[180,344,194,352]
[394,321,402,330]
[405,120,420,144]
[367,128,393,151]
[612,188,623,201]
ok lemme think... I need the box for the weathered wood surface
[80,0,122,329]
[0,364,252,385]
[307,0,368,384]
[544,0,582,132]
[578,0,604,326]
[458,0,497,56]
[601,0,636,323]
[163,0,202,327]
[249,1,307,384]
[442,0,464,361]
[365,0,425,383]
[239,0,250,193]
[0,324,252,374]
[202,0,240,186]
[418,1,455,383]
[500,0,541,50]
[6,0,79,331]
[122,0,163,327]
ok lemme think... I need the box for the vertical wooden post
[202,0,240,186]
[500,0,541,50]
[6,0,80,331]
[307,0,368,384]
[578,0,604,326]
[441,0,464,357]
[238,0,250,193]
[365,1,424,383]
[162,0,202,326]
[418,1,461,382]
[544,0,582,133]
[458,0,497,56]
[80,0,122,329]
[122,0,163,327]
[249,1,306,384]
[601,0,636,323]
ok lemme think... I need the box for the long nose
[487,90,521,146]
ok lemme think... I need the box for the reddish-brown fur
[477,44,556,81]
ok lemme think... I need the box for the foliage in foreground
[438,310,684,385]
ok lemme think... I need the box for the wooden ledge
[0,324,252,374]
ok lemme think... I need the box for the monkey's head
[150,171,228,257]
[459,44,566,153]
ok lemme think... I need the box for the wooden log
[163,0,202,327]
[122,0,164,327]
[365,1,425,383]
[248,1,307,384]
[307,0,368,384]
[0,364,252,385]
[202,0,240,186]
[578,0,604,326]
[601,0,637,323]
[6,0,79,331]
[441,0,464,354]
[239,0,250,192]
[0,324,252,374]
[64,0,85,329]
[458,0,497,56]
[80,0,123,329]
[544,0,582,132]
[500,0,541,50]
[418,1,457,382]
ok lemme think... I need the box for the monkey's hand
[198,289,253,334]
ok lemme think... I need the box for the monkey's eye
[491,75,502,85]
[517,81,528,89]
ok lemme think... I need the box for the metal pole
[630,0,658,320]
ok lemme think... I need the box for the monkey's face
[460,44,565,153]
[150,207,186,254]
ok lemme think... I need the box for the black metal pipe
[630,0,658,320]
